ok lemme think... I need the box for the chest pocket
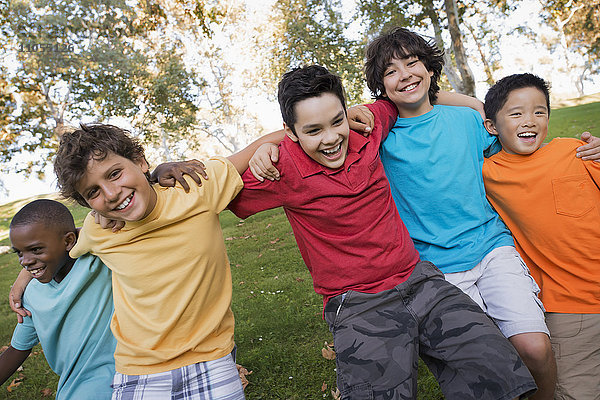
[552,174,595,217]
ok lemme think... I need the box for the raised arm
[227,129,286,175]
[9,269,32,324]
[436,91,485,119]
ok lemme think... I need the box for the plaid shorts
[111,352,245,400]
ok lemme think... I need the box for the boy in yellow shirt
[482,73,600,399]
[49,123,275,398]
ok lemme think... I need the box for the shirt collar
[284,130,370,178]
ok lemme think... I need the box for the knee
[511,333,554,368]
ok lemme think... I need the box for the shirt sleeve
[228,164,286,219]
[70,212,96,258]
[365,99,399,144]
[583,158,600,187]
[10,298,39,351]
[192,157,243,214]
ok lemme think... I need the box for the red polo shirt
[228,101,419,307]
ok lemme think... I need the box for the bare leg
[509,332,556,400]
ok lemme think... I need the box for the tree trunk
[422,0,464,92]
[443,0,476,96]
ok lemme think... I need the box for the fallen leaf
[0,346,8,352]
[257,253,262,258]
[239,281,245,285]
[41,388,53,397]
[266,223,272,228]
[295,277,304,282]
[236,364,253,389]
[225,237,234,241]
[331,388,341,399]
[7,378,23,392]
[270,238,280,244]
[321,341,336,360]
[321,382,328,392]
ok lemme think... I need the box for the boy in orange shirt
[482,73,600,399]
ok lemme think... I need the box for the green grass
[1,100,597,398]
[548,101,600,140]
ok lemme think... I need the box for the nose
[20,253,35,268]
[101,182,121,203]
[322,127,339,145]
[397,64,412,80]
[522,114,536,127]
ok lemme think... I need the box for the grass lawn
[0,99,597,398]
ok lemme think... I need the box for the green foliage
[267,0,366,104]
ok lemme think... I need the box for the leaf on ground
[236,364,252,389]
[331,388,341,399]
[6,378,23,392]
[257,253,262,258]
[295,277,304,282]
[0,346,8,352]
[321,382,328,392]
[41,388,53,397]
[270,238,280,244]
[321,341,336,360]
[266,223,272,228]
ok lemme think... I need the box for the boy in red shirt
[227,65,535,399]
[482,73,600,399]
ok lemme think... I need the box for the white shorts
[444,246,549,338]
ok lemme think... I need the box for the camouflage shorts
[324,261,537,400]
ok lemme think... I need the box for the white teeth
[518,132,536,137]
[29,267,45,277]
[401,83,418,92]
[115,193,133,210]
[322,143,342,155]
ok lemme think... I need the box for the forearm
[0,346,31,384]
[436,91,485,119]
[227,129,285,175]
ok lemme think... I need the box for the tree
[539,0,600,95]
[264,0,366,104]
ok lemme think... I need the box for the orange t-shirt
[483,138,600,313]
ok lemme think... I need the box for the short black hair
[484,73,551,122]
[10,199,76,235]
[54,123,149,207]
[365,27,444,103]
[278,65,347,134]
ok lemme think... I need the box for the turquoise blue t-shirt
[379,105,513,273]
[11,254,116,400]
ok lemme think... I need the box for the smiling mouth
[400,82,419,92]
[28,266,46,279]
[114,193,133,210]
[517,132,537,138]
[321,142,343,158]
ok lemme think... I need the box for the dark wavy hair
[484,73,551,122]
[365,27,444,104]
[278,65,347,134]
[54,123,148,207]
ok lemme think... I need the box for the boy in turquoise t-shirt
[0,199,116,399]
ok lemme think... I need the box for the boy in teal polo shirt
[0,199,116,399]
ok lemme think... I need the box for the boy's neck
[396,101,434,119]
[54,257,76,283]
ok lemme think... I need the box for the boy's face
[285,93,350,169]
[485,87,549,155]
[76,152,157,222]
[383,56,433,118]
[10,223,76,283]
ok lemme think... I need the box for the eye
[509,112,521,117]
[333,118,344,126]
[12,249,22,257]
[31,247,43,254]
[86,187,99,200]
[306,128,321,135]
[535,111,547,115]
[407,60,418,67]
[109,169,122,180]
[384,69,395,77]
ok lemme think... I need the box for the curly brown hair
[54,123,148,207]
[364,27,444,104]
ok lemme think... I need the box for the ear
[284,123,298,142]
[134,157,150,173]
[484,119,499,136]
[64,231,77,252]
